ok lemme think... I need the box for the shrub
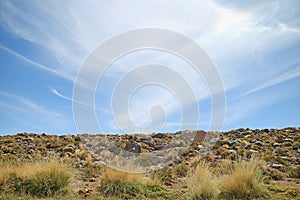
[0,159,71,197]
[289,166,300,178]
[186,161,219,200]
[152,166,175,186]
[98,168,143,198]
[98,167,170,198]
[220,157,268,199]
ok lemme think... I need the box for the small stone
[272,143,281,147]
[228,150,236,154]
[152,133,164,139]
[269,163,283,169]
[254,141,263,146]
[63,146,75,154]
[27,148,34,154]
[245,143,251,149]
[228,139,239,146]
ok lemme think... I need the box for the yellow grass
[220,157,267,199]
[186,161,219,200]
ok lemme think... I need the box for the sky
[0,0,300,135]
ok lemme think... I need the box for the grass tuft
[0,158,71,197]
[220,157,268,199]
[186,161,219,200]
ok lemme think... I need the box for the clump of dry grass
[186,161,219,200]
[220,157,268,199]
[99,167,143,185]
[0,158,71,197]
[98,167,171,199]
[98,168,143,198]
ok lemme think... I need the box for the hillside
[0,127,299,199]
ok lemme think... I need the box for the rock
[245,143,251,149]
[269,163,283,169]
[74,136,81,142]
[107,146,120,154]
[154,144,165,150]
[254,141,263,146]
[228,150,236,154]
[228,138,239,146]
[234,145,242,150]
[27,148,34,154]
[284,138,293,143]
[141,138,155,147]
[174,141,181,147]
[272,143,282,147]
[63,146,75,154]
[234,132,245,138]
[249,149,259,153]
[124,142,141,153]
[193,130,207,143]
[152,133,164,139]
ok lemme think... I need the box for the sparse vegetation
[98,168,170,199]
[0,128,299,199]
[186,161,219,200]
[220,157,268,199]
[0,158,71,197]
[289,166,300,178]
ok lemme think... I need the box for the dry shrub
[220,157,268,199]
[186,161,219,200]
[0,158,71,197]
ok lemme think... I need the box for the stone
[269,163,283,169]
[228,138,239,146]
[141,138,155,147]
[228,150,236,154]
[27,148,34,154]
[124,142,141,153]
[63,146,75,154]
[107,146,120,154]
[154,144,165,150]
[152,133,164,139]
[272,143,282,147]
[245,143,251,149]
[193,130,207,143]
[254,141,263,146]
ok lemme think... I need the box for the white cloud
[1,0,300,131]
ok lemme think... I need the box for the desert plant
[152,166,175,186]
[98,167,170,198]
[289,166,300,178]
[0,158,71,197]
[220,157,268,199]
[186,161,219,200]
[98,168,143,198]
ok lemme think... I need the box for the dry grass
[0,158,72,197]
[100,167,143,185]
[220,157,268,199]
[186,161,219,200]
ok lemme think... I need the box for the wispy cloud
[0,91,63,118]
[1,0,299,132]
[0,44,74,81]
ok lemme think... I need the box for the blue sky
[0,0,300,135]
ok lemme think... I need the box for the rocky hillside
[0,127,299,199]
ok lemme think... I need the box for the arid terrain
[0,127,299,199]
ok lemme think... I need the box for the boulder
[193,130,207,143]
[124,142,141,153]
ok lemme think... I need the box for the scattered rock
[124,142,141,153]
[63,146,75,154]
